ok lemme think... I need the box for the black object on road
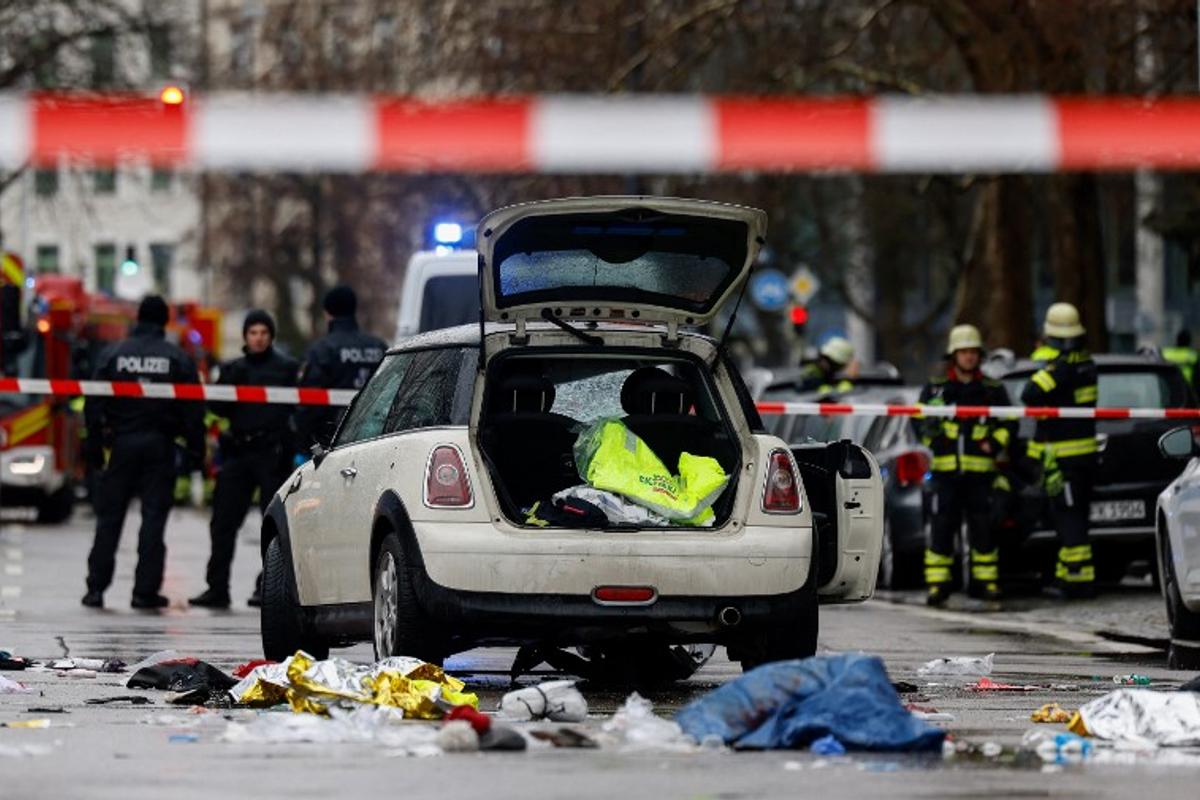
[85,696,153,705]
[126,658,237,695]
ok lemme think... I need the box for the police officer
[1021,302,1099,599]
[190,310,297,609]
[82,295,205,609]
[918,324,1013,606]
[294,285,387,450]
[797,336,855,395]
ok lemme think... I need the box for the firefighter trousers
[926,473,997,586]
[1050,457,1097,586]
[87,431,175,596]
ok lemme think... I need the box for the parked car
[1156,425,1200,669]
[759,383,931,589]
[999,354,1198,583]
[260,196,885,678]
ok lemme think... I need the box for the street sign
[749,269,790,312]
[790,266,820,305]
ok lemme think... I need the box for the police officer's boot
[81,590,103,608]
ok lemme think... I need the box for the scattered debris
[916,653,994,677]
[0,650,30,670]
[968,677,1040,692]
[604,693,695,751]
[221,705,441,754]
[126,656,237,705]
[892,681,920,694]
[1111,674,1152,686]
[85,696,153,706]
[498,681,587,722]
[905,703,954,723]
[0,674,34,694]
[232,659,275,679]
[529,728,599,749]
[1031,703,1074,724]
[1182,675,1200,693]
[0,719,50,729]
[1023,730,1093,763]
[1069,688,1200,746]
[168,733,199,744]
[25,706,66,714]
[810,734,846,755]
[47,658,125,673]
[675,654,944,752]
[230,652,477,718]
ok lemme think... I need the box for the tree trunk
[1048,175,1109,353]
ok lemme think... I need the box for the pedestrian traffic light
[121,246,139,276]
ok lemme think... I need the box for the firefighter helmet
[819,336,854,366]
[946,324,984,355]
[1043,302,1085,339]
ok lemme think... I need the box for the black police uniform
[202,345,298,601]
[294,317,386,449]
[84,322,204,601]
[917,369,1013,598]
[1021,347,1099,594]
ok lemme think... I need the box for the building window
[90,30,116,88]
[95,244,116,294]
[36,245,60,274]
[93,169,117,194]
[150,168,173,192]
[150,243,174,295]
[34,168,59,197]
[148,25,172,80]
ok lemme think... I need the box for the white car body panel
[393,250,478,340]
[1159,454,1200,612]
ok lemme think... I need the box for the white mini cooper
[261,196,884,676]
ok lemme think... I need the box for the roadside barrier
[4,93,1200,173]
[2,378,1199,419]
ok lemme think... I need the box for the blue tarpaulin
[675,653,945,751]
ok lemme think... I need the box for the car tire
[879,519,923,590]
[730,593,819,672]
[373,533,444,665]
[35,485,74,524]
[1162,531,1200,644]
[261,537,328,661]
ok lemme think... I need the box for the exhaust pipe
[717,606,742,627]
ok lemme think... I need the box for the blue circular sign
[750,269,790,312]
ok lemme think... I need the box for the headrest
[620,366,694,415]
[494,372,556,414]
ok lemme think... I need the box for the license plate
[1089,500,1145,522]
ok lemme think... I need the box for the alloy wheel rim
[374,554,399,656]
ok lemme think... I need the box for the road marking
[1,586,20,598]
[4,564,22,576]
[874,599,1162,655]
[5,547,22,560]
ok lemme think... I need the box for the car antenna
[540,307,604,346]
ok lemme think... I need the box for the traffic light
[121,246,139,276]
[789,304,809,332]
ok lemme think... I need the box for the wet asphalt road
[2,506,1199,799]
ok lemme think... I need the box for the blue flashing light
[433,222,463,245]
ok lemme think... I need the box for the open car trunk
[477,350,742,528]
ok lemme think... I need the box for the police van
[262,197,885,679]
[393,250,479,340]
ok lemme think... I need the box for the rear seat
[619,366,724,470]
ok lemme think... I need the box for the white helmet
[1043,302,1085,339]
[946,324,984,355]
[820,336,854,366]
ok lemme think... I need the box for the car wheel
[731,592,818,672]
[1162,531,1200,643]
[373,532,443,665]
[261,537,328,661]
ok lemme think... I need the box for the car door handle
[340,467,358,479]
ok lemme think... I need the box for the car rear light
[424,445,473,508]
[894,450,930,487]
[762,448,801,513]
[593,586,657,604]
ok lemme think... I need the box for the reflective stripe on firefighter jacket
[796,362,853,395]
[1020,348,1098,463]
[1163,346,1198,386]
[917,369,1013,474]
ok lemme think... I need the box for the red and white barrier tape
[3,93,1200,173]
[2,377,1199,419]
[0,378,356,407]
[755,400,1200,420]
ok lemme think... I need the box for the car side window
[384,348,468,434]
[334,353,411,446]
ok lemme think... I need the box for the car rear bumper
[412,520,813,596]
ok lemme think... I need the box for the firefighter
[190,310,297,609]
[797,336,854,395]
[919,324,1013,606]
[1163,329,1198,392]
[293,285,387,451]
[82,295,205,609]
[1021,302,1099,599]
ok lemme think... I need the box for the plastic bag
[572,418,728,524]
[916,653,994,677]
[497,680,588,722]
[602,693,694,751]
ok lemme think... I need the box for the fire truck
[0,273,221,522]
